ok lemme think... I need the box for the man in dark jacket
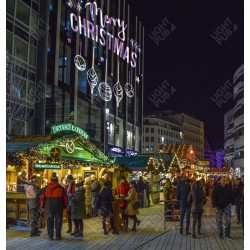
[64,174,76,233]
[212,176,234,240]
[233,178,243,224]
[176,178,191,235]
[137,177,145,208]
[91,174,101,216]
[40,172,68,240]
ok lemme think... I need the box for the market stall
[6,123,119,225]
[114,153,181,204]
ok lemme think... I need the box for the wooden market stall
[6,123,119,225]
[114,153,181,204]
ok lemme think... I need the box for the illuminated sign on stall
[34,163,61,169]
[51,123,89,140]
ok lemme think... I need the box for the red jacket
[64,182,76,211]
[40,182,68,213]
[117,181,130,208]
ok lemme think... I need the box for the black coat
[71,188,86,219]
[95,187,114,217]
[233,183,243,205]
[91,180,101,198]
[188,187,207,213]
[212,184,233,209]
[176,182,191,208]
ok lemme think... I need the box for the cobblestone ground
[6,202,244,250]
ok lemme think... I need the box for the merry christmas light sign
[69,1,141,68]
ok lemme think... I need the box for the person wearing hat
[40,172,68,240]
[64,174,76,233]
[70,181,86,237]
[95,180,119,235]
[24,175,41,237]
[90,174,101,217]
[17,170,29,192]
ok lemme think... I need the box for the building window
[158,128,160,134]
[16,0,30,26]
[145,137,149,142]
[151,128,154,133]
[7,0,15,16]
[158,137,160,143]
[145,146,149,152]
[15,37,28,62]
[145,128,149,133]
[151,137,154,142]
[29,45,37,67]
[151,146,154,151]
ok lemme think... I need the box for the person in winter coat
[145,180,151,207]
[84,177,92,217]
[188,181,207,238]
[163,178,172,200]
[117,176,130,219]
[95,180,119,235]
[64,174,76,233]
[69,181,86,237]
[137,177,145,208]
[176,178,191,235]
[17,170,29,192]
[24,175,41,237]
[40,172,68,240]
[124,181,141,232]
[233,178,243,224]
[91,174,101,216]
[212,176,234,240]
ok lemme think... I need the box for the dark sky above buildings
[132,0,244,149]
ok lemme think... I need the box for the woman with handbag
[124,180,141,232]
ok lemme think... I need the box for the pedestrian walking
[233,178,243,224]
[137,177,145,208]
[212,176,234,240]
[84,177,92,217]
[176,178,191,235]
[69,181,86,237]
[24,175,41,237]
[91,174,101,217]
[95,180,119,235]
[40,172,68,240]
[188,181,207,238]
[64,174,76,233]
[163,178,173,221]
[145,180,151,207]
[124,180,141,232]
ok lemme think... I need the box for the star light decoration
[67,38,72,44]
[135,76,140,84]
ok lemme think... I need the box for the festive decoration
[124,71,134,98]
[87,67,98,95]
[135,76,140,84]
[113,81,123,107]
[74,55,86,71]
[98,82,112,101]
[100,57,104,62]
[67,38,72,43]
[66,0,82,12]
[124,83,134,98]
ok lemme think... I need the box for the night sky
[132,0,244,149]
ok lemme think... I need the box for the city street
[7,202,243,250]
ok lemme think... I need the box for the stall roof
[6,142,42,154]
[114,153,178,171]
[114,156,149,170]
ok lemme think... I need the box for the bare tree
[6,52,35,136]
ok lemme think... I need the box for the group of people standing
[23,171,143,240]
[174,175,244,240]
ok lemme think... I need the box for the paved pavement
[6,202,244,250]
